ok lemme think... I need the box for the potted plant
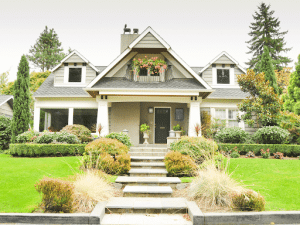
[140,123,150,144]
[173,124,181,138]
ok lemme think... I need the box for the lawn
[0,154,82,213]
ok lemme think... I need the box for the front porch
[33,96,202,146]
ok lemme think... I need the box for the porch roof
[207,88,250,99]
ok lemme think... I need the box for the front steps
[131,161,165,169]
[115,176,181,188]
[129,168,168,177]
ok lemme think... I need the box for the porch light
[148,107,154,114]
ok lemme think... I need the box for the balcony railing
[126,69,173,83]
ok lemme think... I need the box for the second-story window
[217,69,230,84]
[139,68,148,76]
[69,68,82,82]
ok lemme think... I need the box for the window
[215,108,239,127]
[139,68,148,76]
[217,69,230,84]
[68,68,82,82]
[175,108,184,121]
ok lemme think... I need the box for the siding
[234,67,244,85]
[202,66,212,85]
[214,54,233,64]
[0,102,13,117]
[134,32,165,48]
[85,65,97,83]
[65,53,85,63]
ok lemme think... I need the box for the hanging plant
[132,56,167,75]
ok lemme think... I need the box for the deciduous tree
[246,3,291,71]
[275,67,292,94]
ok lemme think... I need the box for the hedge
[9,144,86,157]
[218,143,300,157]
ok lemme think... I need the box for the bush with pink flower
[132,56,167,75]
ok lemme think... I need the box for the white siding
[215,54,233,64]
[0,102,13,117]
[65,53,85,63]
[134,33,165,49]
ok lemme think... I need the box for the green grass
[228,158,300,211]
[0,154,82,213]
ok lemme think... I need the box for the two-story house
[33,26,250,146]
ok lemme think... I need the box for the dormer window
[69,68,82,82]
[63,63,86,85]
[217,69,230,84]
[212,64,235,86]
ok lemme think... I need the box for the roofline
[0,96,13,107]
[86,27,212,90]
[84,88,214,92]
[51,50,100,73]
[33,95,91,98]
[199,51,247,74]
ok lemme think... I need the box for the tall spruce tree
[246,3,291,71]
[28,26,65,71]
[11,55,31,143]
[257,45,279,94]
[283,55,300,115]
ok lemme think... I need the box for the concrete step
[130,156,164,162]
[115,176,181,188]
[129,168,168,177]
[105,197,188,214]
[131,162,165,169]
[130,147,168,153]
[129,152,166,157]
[101,213,192,225]
[123,185,173,197]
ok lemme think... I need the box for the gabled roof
[0,95,13,107]
[86,27,212,90]
[199,51,246,74]
[51,50,99,73]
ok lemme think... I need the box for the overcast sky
[0,0,299,81]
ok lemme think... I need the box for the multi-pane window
[69,68,82,82]
[215,108,239,127]
[217,69,230,84]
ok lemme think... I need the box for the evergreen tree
[257,45,279,94]
[28,26,65,71]
[246,3,291,71]
[11,55,31,143]
[283,55,300,115]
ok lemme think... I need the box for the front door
[155,108,170,143]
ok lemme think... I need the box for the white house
[33,26,250,146]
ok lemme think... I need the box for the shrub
[253,126,289,144]
[0,115,11,150]
[231,190,265,211]
[260,149,270,159]
[9,144,86,157]
[105,132,132,148]
[199,152,229,171]
[15,130,40,143]
[230,151,240,158]
[215,127,248,144]
[73,170,117,212]
[34,132,57,144]
[84,138,129,156]
[61,124,93,143]
[273,152,284,159]
[188,164,244,208]
[55,132,81,144]
[170,136,218,164]
[164,151,197,177]
[35,177,74,213]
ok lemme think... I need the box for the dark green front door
[155,108,170,143]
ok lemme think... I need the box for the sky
[0,0,299,82]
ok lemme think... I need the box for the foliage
[35,177,74,213]
[245,151,256,158]
[231,190,265,211]
[260,149,270,159]
[279,111,300,144]
[55,132,81,144]
[61,124,92,143]
[275,67,292,94]
[230,148,240,158]
[237,69,282,127]
[173,124,181,131]
[283,55,300,115]
[201,111,226,138]
[188,164,245,208]
[218,143,300,157]
[28,26,66,71]
[0,71,9,92]
[34,132,58,144]
[215,127,249,144]
[15,130,40,143]
[199,152,229,171]
[256,45,279,94]
[0,81,14,95]
[170,136,218,164]
[0,116,11,150]
[84,138,128,156]
[194,123,201,136]
[132,56,167,75]
[273,152,284,159]
[140,123,150,133]
[11,55,31,143]
[246,2,291,70]
[164,151,197,177]
[9,144,86,157]
[253,126,289,144]
[105,132,133,148]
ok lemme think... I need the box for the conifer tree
[246,3,291,71]
[28,26,65,71]
[283,55,300,115]
[257,45,279,94]
[11,55,31,143]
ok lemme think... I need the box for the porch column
[188,101,201,137]
[97,99,109,136]
[34,107,40,132]
[44,112,48,130]
[68,108,74,125]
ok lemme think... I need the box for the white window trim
[212,65,236,87]
[63,64,86,85]
[213,107,244,130]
